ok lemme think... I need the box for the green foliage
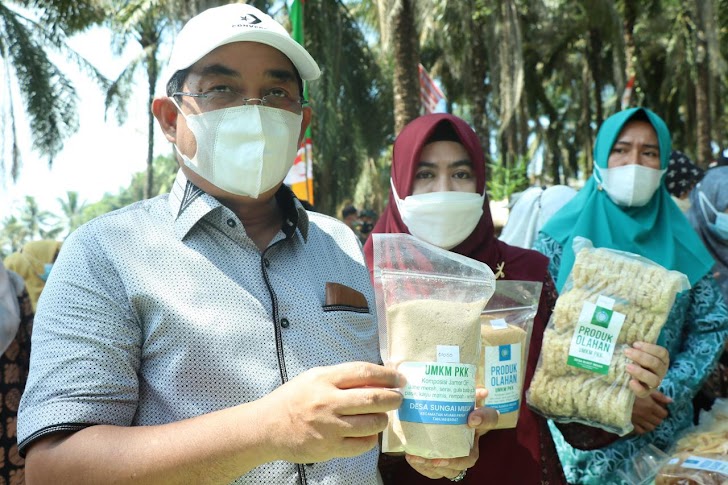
[0,1,108,182]
[0,195,62,256]
[0,216,27,258]
[78,153,178,226]
[352,145,392,215]
[486,157,529,202]
[56,191,88,238]
[0,154,179,255]
[304,0,394,214]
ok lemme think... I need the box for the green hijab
[541,107,714,291]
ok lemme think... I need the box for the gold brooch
[494,261,505,279]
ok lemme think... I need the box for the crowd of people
[1,3,727,484]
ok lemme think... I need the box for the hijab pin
[494,261,506,279]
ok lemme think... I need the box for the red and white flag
[284,135,314,204]
[418,63,445,114]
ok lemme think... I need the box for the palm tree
[104,0,237,200]
[56,191,87,237]
[17,195,61,240]
[105,2,170,200]
[0,215,29,256]
[389,0,420,134]
[302,0,394,214]
[0,0,106,181]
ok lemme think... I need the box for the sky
[0,3,448,222]
[1,24,171,220]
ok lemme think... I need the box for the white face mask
[392,179,485,249]
[173,102,302,198]
[595,164,666,207]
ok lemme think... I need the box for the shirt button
[263,258,270,268]
[227,218,236,227]
[280,318,290,328]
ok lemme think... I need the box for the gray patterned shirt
[19,170,381,484]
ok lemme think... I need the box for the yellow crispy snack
[527,245,687,434]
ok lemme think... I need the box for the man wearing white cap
[17,4,495,484]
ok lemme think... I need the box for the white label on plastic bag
[397,361,475,425]
[567,297,625,375]
[680,456,728,476]
[595,295,614,310]
[437,345,460,363]
[489,318,508,329]
[484,342,522,413]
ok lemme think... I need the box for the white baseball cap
[166,3,321,84]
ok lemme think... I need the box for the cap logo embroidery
[239,14,261,25]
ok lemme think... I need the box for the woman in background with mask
[687,166,728,412]
[364,113,668,484]
[665,150,704,213]
[534,107,728,484]
[688,166,728,297]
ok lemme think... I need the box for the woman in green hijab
[533,107,728,484]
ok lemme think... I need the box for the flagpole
[290,0,314,204]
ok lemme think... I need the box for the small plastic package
[477,280,542,429]
[616,444,671,485]
[653,399,728,484]
[655,454,728,485]
[526,237,690,435]
[373,234,495,459]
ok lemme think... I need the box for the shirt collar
[168,170,309,241]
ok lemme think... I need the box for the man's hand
[404,388,499,480]
[631,391,671,434]
[264,362,404,464]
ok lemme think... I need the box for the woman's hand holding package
[631,391,672,434]
[405,388,499,480]
[625,342,673,432]
[624,341,670,398]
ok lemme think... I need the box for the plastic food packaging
[654,453,728,485]
[477,280,542,429]
[616,444,671,485]
[526,237,690,435]
[653,400,728,484]
[674,398,728,456]
[373,233,495,459]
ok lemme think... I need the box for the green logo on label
[591,306,612,328]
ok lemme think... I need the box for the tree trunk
[144,40,159,200]
[622,3,637,108]
[587,28,603,127]
[694,0,711,167]
[532,77,561,184]
[518,98,529,159]
[580,57,593,174]
[468,5,491,166]
[391,0,420,135]
[497,0,523,169]
[713,77,725,157]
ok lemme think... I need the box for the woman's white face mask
[392,179,484,249]
[595,164,666,207]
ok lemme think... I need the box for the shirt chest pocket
[317,309,380,365]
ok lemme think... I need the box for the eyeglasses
[173,88,308,113]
